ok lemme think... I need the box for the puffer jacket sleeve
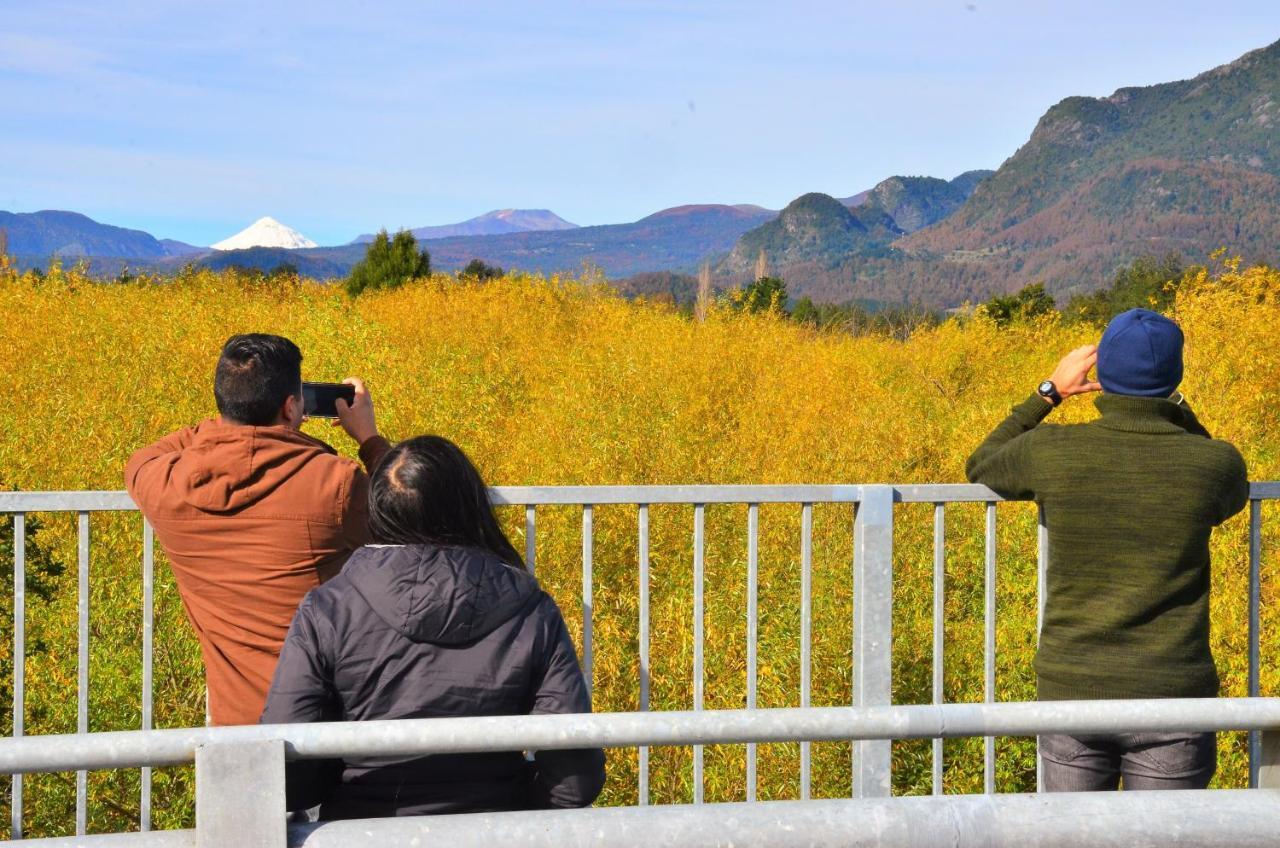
[527,594,606,808]
[260,594,344,811]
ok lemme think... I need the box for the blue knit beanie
[1097,308,1184,397]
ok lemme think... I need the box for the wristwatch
[1037,380,1063,407]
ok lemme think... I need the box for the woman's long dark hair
[368,435,526,569]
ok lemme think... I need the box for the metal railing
[1,482,1276,843]
[2,699,1280,846]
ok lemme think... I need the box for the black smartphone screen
[302,382,355,418]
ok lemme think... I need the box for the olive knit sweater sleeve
[964,394,1055,498]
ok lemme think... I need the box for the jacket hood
[170,420,339,513]
[343,544,540,645]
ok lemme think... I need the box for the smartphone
[302,382,355,418]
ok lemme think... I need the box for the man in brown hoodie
[125,334,390,725]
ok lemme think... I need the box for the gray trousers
[1039,732,1217,791]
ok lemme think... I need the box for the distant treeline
[613,252,1203,341]
[979,251,1192,326]
[1,226,1209,340]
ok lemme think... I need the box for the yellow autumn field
[0,258,1276,836]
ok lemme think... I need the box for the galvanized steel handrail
[285,790,1280,848]
[2,482,1275,840]
[8,790,1280,848]
[2,481,1275,510]
[3,699,1280,776]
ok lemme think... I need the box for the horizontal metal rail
[3,699,1280,775]
[2,482,1275,512]
[292,790,1280,848]
[3,790,1280,848]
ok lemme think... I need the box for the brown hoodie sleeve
[358,434,392,474]
[336,435,392,551]
[124,427,199,512]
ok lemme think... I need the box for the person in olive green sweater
[967,308,1249,791]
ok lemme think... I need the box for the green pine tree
[736,275,788,314]
[982,282,1056,327]
[346,229,431,297]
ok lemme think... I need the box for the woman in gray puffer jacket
[261,435,605,819]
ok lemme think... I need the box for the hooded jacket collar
[1091,394,1191,435]
[172,419,337,513]
[343,544,539,646]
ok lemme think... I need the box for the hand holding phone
[302,382,356,418]
[331,377,378,445]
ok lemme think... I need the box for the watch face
[1038,380,1055,395]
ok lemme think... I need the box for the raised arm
[526,596,606,809]
[964,396,1051,498]
[332,376,391,550]
[965,345,1101,499]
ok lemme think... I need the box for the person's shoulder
[272,433,365,501]
[308,566,357,603]
[296,570,360,629]
[124,422,212,501]
[294,435,365,479]
[298,447,362,478]
[1198,436,1248,473]
[528,586,573,629]
[1017,420,1074,445]
[126,422,207,461]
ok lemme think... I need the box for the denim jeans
[1039,732,1216,791]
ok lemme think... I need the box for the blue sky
[2,1,1279,246]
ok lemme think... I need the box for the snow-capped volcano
[212,217,318,250]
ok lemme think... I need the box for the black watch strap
[1037,379,1062,407]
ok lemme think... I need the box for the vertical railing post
[638,504,650,806]
[195,739,286,848]
[524,505,536,576]
[800,503,813,801]
[746,503,759,802]
[931,504,945,795]
[1260,729,1280,790]
[853,485,894,798]
[983,503,997,795]
[141,521,154,831]
[693,503,705,804]
[1249,498,1262,787]
[1036,504,1049,793]
[582,505,593,697]
[76,511,90,834]
[11,514,25,840]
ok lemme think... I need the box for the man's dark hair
[369,435,526,569]
[214,334,303,425]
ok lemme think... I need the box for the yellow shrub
[0,261,1275,834]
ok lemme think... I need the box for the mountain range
[198,204,778,280]
[754,37,1280,304]
[352,209,578,243]
[5,38,1280,306]
[892,38,1280,301]
[0,211,203,260]
[720,171,993,277]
